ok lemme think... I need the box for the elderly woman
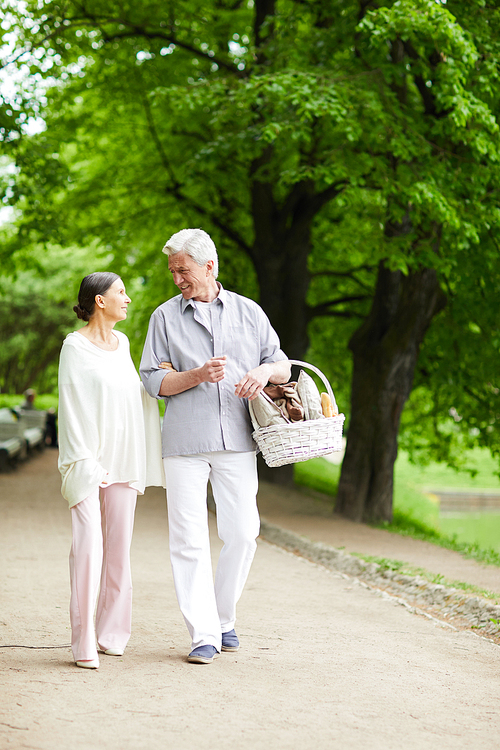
[58,272,163,669]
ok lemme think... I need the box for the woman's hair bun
[73,303,90,322]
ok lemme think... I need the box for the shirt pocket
[228,324,261,367]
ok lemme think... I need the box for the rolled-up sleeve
[139,311,172,399]
[257,305,287,365]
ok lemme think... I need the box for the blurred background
[1,0,499,557]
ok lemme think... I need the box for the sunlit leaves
[1,0,500,472]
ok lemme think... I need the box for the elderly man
[140,228,290,664]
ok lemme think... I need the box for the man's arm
[140,310,226,398]
[159,357,227,396]
[234,360,291,401]
[140,311,173,399]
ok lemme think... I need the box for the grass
[348,552,499,604]
[394,448,500,492]
[439,514,500,556]
[378,510,500,567]
[294,457,341,497]
[294,450,500,567]
[392,449,500,562]
[0,393,59,411]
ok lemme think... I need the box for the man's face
[168,252,215,301]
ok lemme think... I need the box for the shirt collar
[180,282,226,313]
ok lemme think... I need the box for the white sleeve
[57,342,108,507]
[140,383,166,488]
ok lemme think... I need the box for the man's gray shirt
[140,285,287,457]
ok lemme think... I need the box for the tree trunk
[250,177,315,483]
[335,262,446,523]
[250,178,313,359]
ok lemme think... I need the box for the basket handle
[287,360,338,414]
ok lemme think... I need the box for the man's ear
[206,260,214,275]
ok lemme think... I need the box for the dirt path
[1,451,499,749]
[257,483,500,595]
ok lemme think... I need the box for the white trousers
[164,451,260,651]
[69,482,137,662]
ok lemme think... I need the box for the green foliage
[1,0,500,491]
[401,244,500,468]
[294,457,341,497]
[0,242,113,393]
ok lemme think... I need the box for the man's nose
[172,272,183,285]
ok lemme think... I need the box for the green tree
[2,0,500,521]
[334,1,500,520]
[0,241,112,392]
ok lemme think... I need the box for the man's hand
[200,356,227,384]
[159,356,226,396]
[234,364,272,401]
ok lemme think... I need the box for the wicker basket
[249,360,345,468]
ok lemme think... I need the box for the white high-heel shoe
[76,659,99,669]
[103,649,124,656]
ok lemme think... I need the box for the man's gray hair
[162,228,219,279]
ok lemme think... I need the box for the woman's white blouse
[58,330,164,508]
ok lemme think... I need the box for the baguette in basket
[321,392,338,418]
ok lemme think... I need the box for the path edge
[259,518,500,643]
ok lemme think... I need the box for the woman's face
[97,278,131,322]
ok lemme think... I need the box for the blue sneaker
[187,645,219,664]
[221,629,240,652]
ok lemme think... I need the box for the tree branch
[307,308,366,320]
[63,9,240,74]
[276,178,349,233]
[402,40,450,119]
[463,383,495,410]
[308,294,371,318]
[311,266,376,292]
[311,264,376,278]
[137,80,250,252]
[166,185,252,254]
[310,180,349,213]
[104,29,239,74]
[139,91,180,188]
[254,0,276,51]
[357,0,379,23]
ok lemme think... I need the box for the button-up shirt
[140,284,287,457]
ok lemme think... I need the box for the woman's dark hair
[73,272,120,322]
